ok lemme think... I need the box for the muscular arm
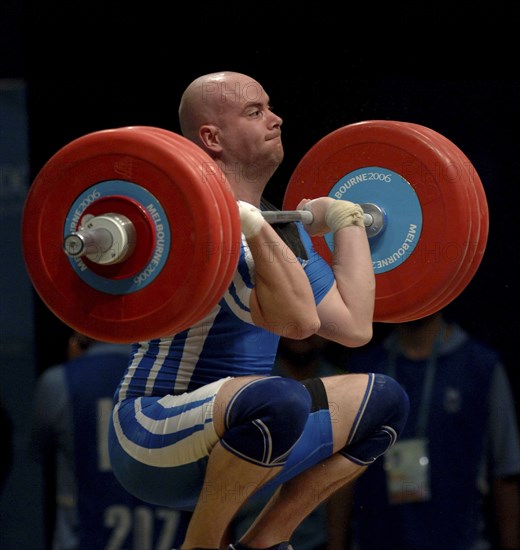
[247,222,320,339]
[299,198,375,348]
[318,224,375,347]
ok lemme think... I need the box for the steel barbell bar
[62,204,385,263]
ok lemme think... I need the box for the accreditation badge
[384,437,431,504]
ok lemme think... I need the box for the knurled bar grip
[261,210,314,224]
[261,209,374,227]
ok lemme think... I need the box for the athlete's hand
[297,198,365,236]
[237,200,265,239]
[297,197,334,236]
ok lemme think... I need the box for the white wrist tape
[237,200,265,238]
[325,200,365,232]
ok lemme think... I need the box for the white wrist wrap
[237,200,265,238]
[325,200,365,232]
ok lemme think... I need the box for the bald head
[178,71,283,196]
[178,71,265,144]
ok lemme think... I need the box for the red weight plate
[451,164,488,294]
[401,123,488,319]
[169,137,241,325]
[283,120,472,323]
[380,122,481,322]
[130,127,225,326]
[133,127,241,326]
[22,127,225,342]
[160,131,242,323]
[358,123,472,321]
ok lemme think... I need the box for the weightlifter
[108,71,410,550]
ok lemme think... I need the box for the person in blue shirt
[108,71,410,550]
[30,331,189,550]
[346,310,520,550]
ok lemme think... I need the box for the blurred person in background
[346,310,520,550]
[30,330,189,550]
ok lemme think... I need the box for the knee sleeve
[340,373,409,465]
[221,377,311,467]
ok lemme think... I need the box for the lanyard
[387,323,444,438]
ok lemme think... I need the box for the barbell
[21,121,489,343]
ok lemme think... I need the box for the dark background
[3,2,519,387]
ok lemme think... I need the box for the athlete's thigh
[110,379,237,509]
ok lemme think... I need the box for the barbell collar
[63,228,112,257]
[359,203,386,238]
[63,213,136,265]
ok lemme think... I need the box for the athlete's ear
[199,125,222,152]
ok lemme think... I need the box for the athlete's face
[213,75,284,169]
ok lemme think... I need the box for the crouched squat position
[108,71,410,550]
